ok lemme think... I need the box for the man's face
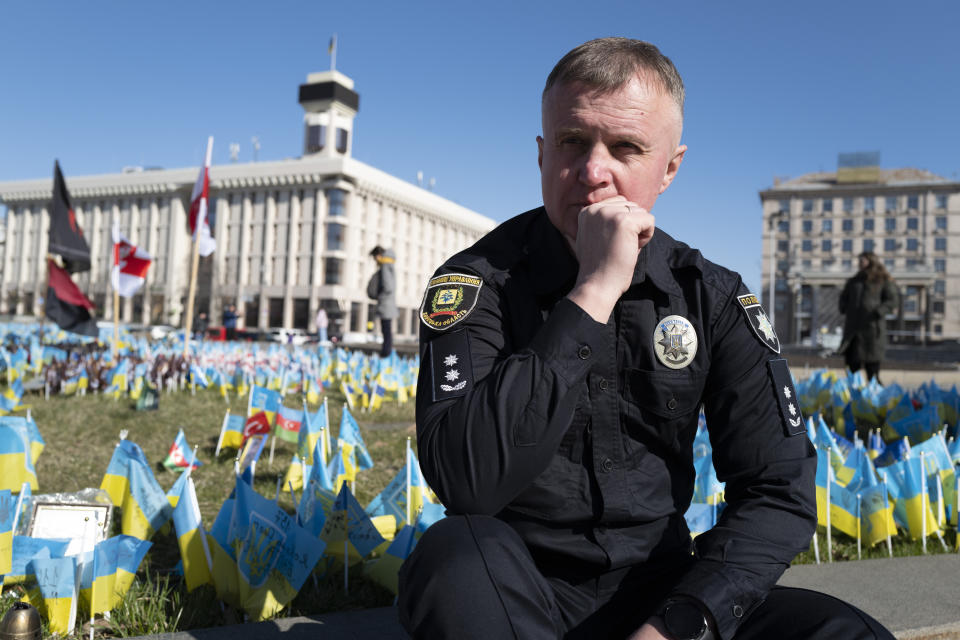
[537,76,686,243]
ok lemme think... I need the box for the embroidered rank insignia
[768,358,805,436]
[653,315,698,369]
[430,330,473,401]
[420,273,483,331]
[737,293,780,354]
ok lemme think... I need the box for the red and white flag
[188,136,216,257]
[111,222,152,297]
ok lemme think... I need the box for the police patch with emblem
[737,293,780,354]
[653,315,698,369]
[420,273,483,331]
[768,358,805,436]
[429,330,473,401]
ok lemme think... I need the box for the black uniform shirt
[416,208,816,639]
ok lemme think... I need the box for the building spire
[328,34,337,72]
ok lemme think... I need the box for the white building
[0,70,496,341]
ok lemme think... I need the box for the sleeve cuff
[666,560,756,640]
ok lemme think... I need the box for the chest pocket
[622,369,706,459]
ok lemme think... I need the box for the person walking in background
[839,251,899,383]
[315,306,329,344]
[367,245,397,357]
[222,304,238,341]
[191,311,208,340]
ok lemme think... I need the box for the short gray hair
[543,37,685,118]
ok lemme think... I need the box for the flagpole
[405,437,412,526]
[112,220,120,360]
[183,136,213,359]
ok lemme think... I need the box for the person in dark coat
[367,246,397,357]
[839,251,899,382]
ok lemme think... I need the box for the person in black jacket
[839,252,900,383]
[399,38,893,640]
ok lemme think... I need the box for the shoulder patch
[420,273,483,331]
[736,293,780,354]
[429,331,473,401]
[768,359,805,436]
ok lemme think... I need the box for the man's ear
[537,136,544,169]
[658,144,687,194]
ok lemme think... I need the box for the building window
[907,217,918,231]
[336,128,349,153]
[842,239,853,252]
[843,198,854,213]
[802,199,814,213]
[863,239,874,252]
[802,220,813,233]
[821,239,832,252]
[777,260,789,272]
[307,125,326,153]
[842,219,853,232]
[864,196,875,212]
[906,258,922,268]
[822,220,833,232]
[822,258,835,269]
[802,240,812,252]
[842,259,852,270]
[778,199,789,213]
[935,194,948,210]
[935,259,946,272]
[324,257,343,284]
[777,240,789,252]
[934,324,943,335]
[935,279,946,294]
[936,216,947,230]
[907,194,919,210]
[327,188,347,216]
[884,238,897,251]
[935,237,946,251]
[885,218,896,232]
[350,301,362,332]
[863,219,874,231]
[885,195,898,212]
[822,199,833,212]
[802,259,812,269]
[777,220,789,232]
[884,258,895,269]
[906,238,919,251]
[325,222,345,251]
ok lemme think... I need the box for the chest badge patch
[654,315,698,369]
[420,273,483,331]
[737,294,780,354]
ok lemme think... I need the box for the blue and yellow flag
[884,456,941,540]
[26,556,77,635]
[100,439,171,540]
[228,478,326,620]
[23,412,44,465]
[80,535,152,615]
[859,484,896,547]
[0,417,38,492]
[172,475,212,592]
[247,385,281,425]
[0,490,14,575]
[100,440,150,507]
[4,536,70,586]
[828,470,860,539]
[297,403,326,466]
[338,406,374,481]
[364,524,417,595]
[298,441,336,537]
[321,482,385,565]
[216,413,246,455]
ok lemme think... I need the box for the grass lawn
[4,384,957,637]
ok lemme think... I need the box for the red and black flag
[44,258,98,337]
[49,160,91,273]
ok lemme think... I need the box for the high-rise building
[0,70,496,341]
[759,154,959,345]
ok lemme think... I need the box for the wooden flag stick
[183,231,201,359]
[112,219,120,360]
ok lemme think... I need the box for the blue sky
[2,1,958,292]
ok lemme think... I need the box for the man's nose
[579,144,613,188]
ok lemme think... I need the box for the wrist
[567,280,620,323]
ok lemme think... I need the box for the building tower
[298,70,359,158]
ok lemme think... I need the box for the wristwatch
[660,598,710,640]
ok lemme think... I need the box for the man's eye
[614,142,641,152]
[560,136,584,146]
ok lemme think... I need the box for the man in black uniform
[399,38,893,640]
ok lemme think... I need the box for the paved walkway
[126,554,960,640]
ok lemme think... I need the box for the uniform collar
[524,208,682,298]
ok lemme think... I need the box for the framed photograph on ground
[28,500,112,556]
